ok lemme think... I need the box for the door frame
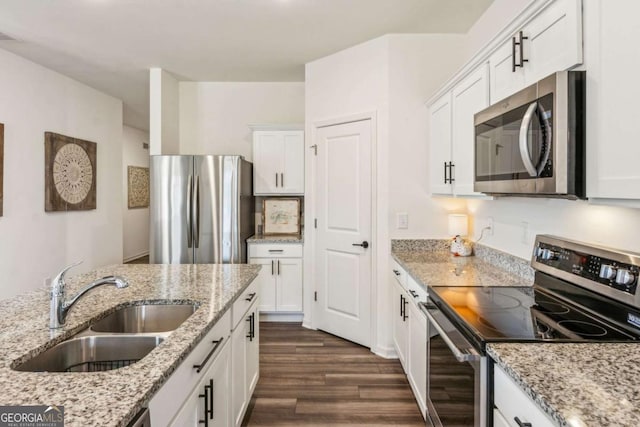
[303,111,378,350]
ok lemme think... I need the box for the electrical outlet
[397,213,409,229]
[521,221,529,244]
[486,217,494,236]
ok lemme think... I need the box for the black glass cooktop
[428,283,640,344]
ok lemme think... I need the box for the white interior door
[314,119,372,347]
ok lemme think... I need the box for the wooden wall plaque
[44,132,97,212]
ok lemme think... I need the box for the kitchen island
[0,263,260,426]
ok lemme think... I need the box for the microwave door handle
[424,307,481,363]
[519,101,539,177]
[536,104,553,176]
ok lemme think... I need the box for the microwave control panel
[535,242,639,295]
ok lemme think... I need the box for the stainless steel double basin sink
[14,303,198,373]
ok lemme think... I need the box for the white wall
[179,82,304,159]
[122,125,150,262]
[305,35,469,356]
[0,48,123,299]
[149,68,180,155]
[388,34,468,240]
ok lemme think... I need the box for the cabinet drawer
[391,259,407,289]
[232,279,259,329]
[494,365,555,427]
[249,243,302,258]
[407,276,427,304]
[149,309,231,426]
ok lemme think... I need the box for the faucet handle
[51,261,83,294]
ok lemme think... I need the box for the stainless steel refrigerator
[149,155,254,264]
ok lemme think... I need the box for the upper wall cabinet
[584,0,640,199]
[429,63,489,197]
[489,0,583,103]
[252,128,304,195]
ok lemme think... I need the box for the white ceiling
[0,0,493,130]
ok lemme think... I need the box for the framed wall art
[127,166,150,209]
[0,123,4,217]
[44,132,97,212]
[263,198,300,235]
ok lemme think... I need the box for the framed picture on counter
[263,198,300,235]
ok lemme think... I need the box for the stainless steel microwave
[473,71,585,198]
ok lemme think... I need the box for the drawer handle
[193,337,224,373]
[245,292,257,302]
[409,290,418,298]
[514,417,532,427]
[268,249,284,253]
[393,269,401,276]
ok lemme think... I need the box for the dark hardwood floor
[242,322,425,426]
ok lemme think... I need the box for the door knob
[352,241,369,249]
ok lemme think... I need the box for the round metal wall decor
[45,132,97,211]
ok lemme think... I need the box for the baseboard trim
[371,345,397,359]
[123,251,149,263]
[259,312,304,322]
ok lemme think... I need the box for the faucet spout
[49,262,129,329]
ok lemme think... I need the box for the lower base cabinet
[148,282,260,427]
[171,339,231,427]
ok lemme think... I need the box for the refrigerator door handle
[193,175,200,248]
[186,175,193,248]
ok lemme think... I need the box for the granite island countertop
[0,263,260,427]
[488,342,640,427]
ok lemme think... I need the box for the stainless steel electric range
[420,235,640,427]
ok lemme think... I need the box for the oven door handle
[519,101,539,177]
[423,305,481,363]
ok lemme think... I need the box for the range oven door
[422,301,486,427]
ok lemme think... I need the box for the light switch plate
[397,213,409,229]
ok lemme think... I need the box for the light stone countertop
[0,263,260,427]
[487,343,640,427]
[247,234,303,244]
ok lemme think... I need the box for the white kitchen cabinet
[429,63,489,197]
[249,243,303,313]
[583,0,640,200]
[489,0,583,103]
[407,297,427,418]
[149,311,232,426]
[429,92,453,195]
[253,130,304,195]
[170,339,231,427]
[392,277,409,368]
[493,364,555,427]
[390,260,427,418]
[231,297,259,427]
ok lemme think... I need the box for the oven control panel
[534,242,639,295]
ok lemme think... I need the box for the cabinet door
[249,258,277,312]
[276,258,303,312]
[452,63,490,197]
[281,131,305,194]
[525,0,583,84]
[246,303,260,397]
[392,280,408,368]
[231,320,248,427]
[493,408,512,427]
[253,132,283,195]
[584,0,640,199]
[429,91,453,195]
[489,38,526,104]
[407,301,427,418]
[170,342,231,427]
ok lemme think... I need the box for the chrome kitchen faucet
[49,261,129,329]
